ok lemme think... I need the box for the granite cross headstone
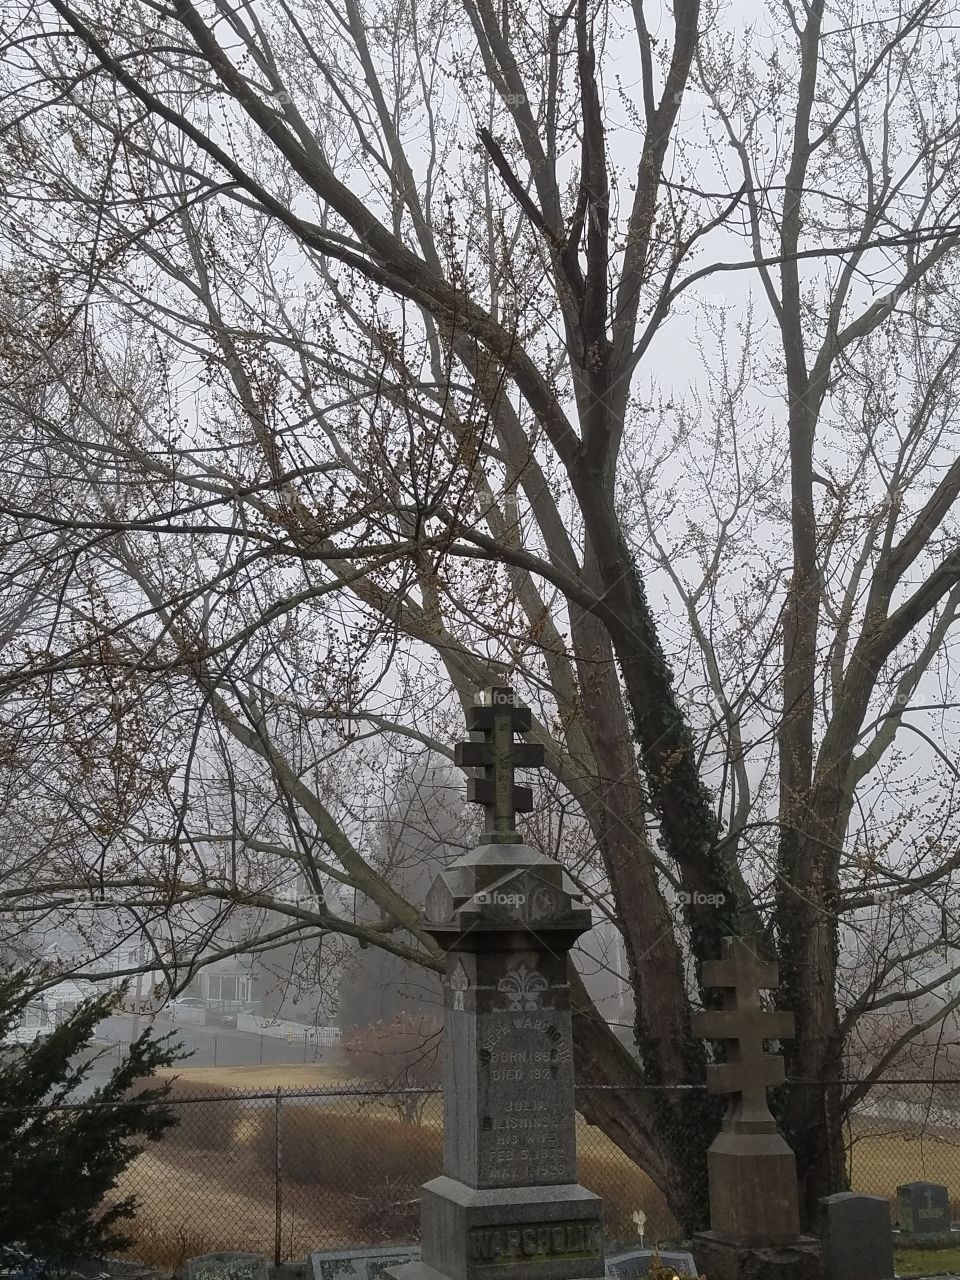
[454,685,544,844]
[818,1193,893,1280]
[896,1182,951,1234]
[690,936,818,1280]
[693,935,796,1131]
[386,686,604,1280]
[185,1254,269,1280]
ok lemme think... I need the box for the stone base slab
[691,1232,821,1280]
[891,1229,960,1249]
[386,1177,604,1280]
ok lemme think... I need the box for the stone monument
[386,686,604,1280]
[691,935,819,1280]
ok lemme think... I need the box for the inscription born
[487,1045,564,1082]
[469,1222,602,1265]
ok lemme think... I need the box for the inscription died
[469,1221,603,1265]
[477,1009,575,1184]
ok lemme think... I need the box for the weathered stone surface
[387,689,602,1280]
[818,1193,893,1280]
[472,950,576,1189]
[429,843,593,1197]
[413,1178,604,1280]
[454,686,544,843]
[692,1232,820,1280]
[185,1255,269,1280]
[310,1248,420,1280]
[605,1248,698,1279]
[692,936,795,1133]
[891,1228,960,1249]
[896,1182,951,1234]
[706,1130,800,1245]
[693,936,801,1248]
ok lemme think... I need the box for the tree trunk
[570,967,716,1232]
[784,1074,847,1228]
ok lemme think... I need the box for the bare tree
[2,0,960,1226]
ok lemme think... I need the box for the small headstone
[185,1255,268,1280]
[311,1247,420,1280]
[896,1181,951,1233]
[819,1192,893,1280]
[605,1248,698,1279]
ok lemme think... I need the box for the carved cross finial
[691,935,795,1130]
[454,686,545,843]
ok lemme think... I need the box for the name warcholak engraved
[469,1222,603,1265]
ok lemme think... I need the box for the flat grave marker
[311,1246,421,1280]
[605,1248,698,1280]
[185,1254,269,1280]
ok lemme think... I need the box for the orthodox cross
[691,934,795,1130]
[454,686,545,842]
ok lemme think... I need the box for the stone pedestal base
[692,1233,821,1280]
[385,1177,604,1280]
[707,1130,800,1243]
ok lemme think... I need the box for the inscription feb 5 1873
[477,1008,575,1186]
[469,1221,603,1266]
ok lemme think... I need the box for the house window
[23,1004,50,1028]
[206,975,251,1005]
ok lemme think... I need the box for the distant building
[187,955,256,1012]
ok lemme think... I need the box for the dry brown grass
[119,1103,956,1264]
[158,1080,244,1151]
[846,1118,960,1218]
[251,1107,443,1192]
[579,1151,675,1244]
[118,1097,676,1262]
[154,1064,352,1091]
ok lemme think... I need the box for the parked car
[209,1004,258,1029]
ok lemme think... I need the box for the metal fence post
[274,1088,283,1267]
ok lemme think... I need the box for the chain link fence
[12,1081,960,1271]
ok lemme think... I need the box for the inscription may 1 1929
[477,1005,574,1185]
[469,1222,603,1265]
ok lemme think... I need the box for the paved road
[93,1012,337,1067]
[64,1013,342,1098]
